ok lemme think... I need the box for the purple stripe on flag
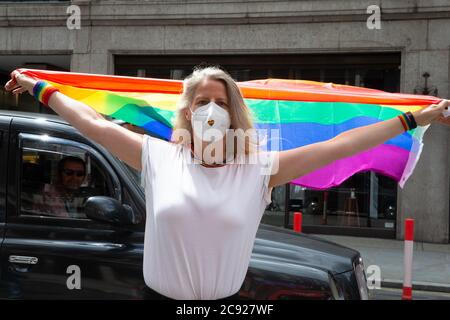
[291,144,412,190]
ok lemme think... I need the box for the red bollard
[402,218,414,300]
[293,211,302,233]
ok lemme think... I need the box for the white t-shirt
[141,134,277,300]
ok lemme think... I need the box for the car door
[0,121,146,299]
[0,115,12,283]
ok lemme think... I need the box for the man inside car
[36,156,90,218]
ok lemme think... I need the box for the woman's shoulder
[227,150,277,168]
[236,150,278,163]
[143,134,180,151]
[141,134,184,167]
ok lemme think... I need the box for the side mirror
[85,196,142,226]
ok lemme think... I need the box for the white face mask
[190,101,231,142]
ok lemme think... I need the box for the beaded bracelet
[32,81,59,106]
[397,112,417,132]
[405,111,418,129]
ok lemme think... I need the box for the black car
[0,111,368,300]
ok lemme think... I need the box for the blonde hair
[172,66,257,155]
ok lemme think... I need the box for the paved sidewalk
[310,234,450,292]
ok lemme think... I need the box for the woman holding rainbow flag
[4,67,449,300]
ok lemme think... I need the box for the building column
[397,50,450,243]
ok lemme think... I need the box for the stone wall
[1,0,449,242]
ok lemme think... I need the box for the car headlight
[354,256,368,300]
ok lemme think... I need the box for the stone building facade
[1,0,449,242]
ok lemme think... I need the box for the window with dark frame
[20,139,113,220]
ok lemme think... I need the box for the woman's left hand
[413,99,450,126]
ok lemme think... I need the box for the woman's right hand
[4,70,37,95]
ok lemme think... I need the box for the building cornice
[1,0,450,27]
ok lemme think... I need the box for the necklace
[190,151,226,167]
[188,145,233,167]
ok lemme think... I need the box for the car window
[20,137,114,220]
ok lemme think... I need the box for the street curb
[381,279,450,293]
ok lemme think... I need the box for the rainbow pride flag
[19,68,443,190]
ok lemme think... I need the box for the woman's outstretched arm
[5,71,143,170]
[269,99,449,188]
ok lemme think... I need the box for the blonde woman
[4,67,448,300]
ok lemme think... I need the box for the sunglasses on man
[62,169,85,177]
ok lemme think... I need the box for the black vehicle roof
[0,110,69,125]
